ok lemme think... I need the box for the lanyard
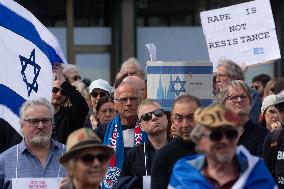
[144,143,148,176]
[16,143,64,179]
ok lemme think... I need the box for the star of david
[19,49,41,97]
[170,76,186,96]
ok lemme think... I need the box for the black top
[0,119,22,154]
[53,81,89,144]
[151,137,196,189]
[238,120,268,157]
[263,128,284,189]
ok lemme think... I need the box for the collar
[188,154,248,173]
[19,138,61,154]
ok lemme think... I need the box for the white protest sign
[200,0,281,70]
[12,177,62,189]
[147,61,213,111]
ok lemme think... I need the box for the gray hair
[63,64,80,76]
[19,98,55,125]
[120,57,145,79]
[190,124,206,144]
[217,80,252,105]
[216,58,244,81]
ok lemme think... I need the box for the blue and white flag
[0,0,66,134]
[147,61,213,111]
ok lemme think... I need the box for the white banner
[200,0,281,69]
[147,61,213,111]
[12,177,62,189]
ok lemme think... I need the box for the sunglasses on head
[52,87,66,96]
[140,109,164,122]
[204,127,239,142]
[78,153,109,165]
[91,91,108,98]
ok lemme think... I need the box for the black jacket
[54,81,89,144]
[121,141,157,177]
[151,137,196,189]
[238,120,268,157]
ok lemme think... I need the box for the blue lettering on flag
[147,66,212,74]
[0,3,63,64]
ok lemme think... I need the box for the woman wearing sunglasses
[88,79,113,130]
[169,104,276,189]
[60,128,114,189]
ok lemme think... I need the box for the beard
[30,135,50,147]
[215,149,235,163]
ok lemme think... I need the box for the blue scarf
[102,114,147,189]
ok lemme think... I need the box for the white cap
[262,95,277,113]
[262,90,284,113]
[89,79,112,95]
[275,90,284,106]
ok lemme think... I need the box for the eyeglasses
[91,91,108,98]
[226,94,248,102]
[202,127,239,142]
[71,75,81,81]
[78,153,109,165]
[52,87,66,96]
[140,109,164,122]
[115,97,139,104]
[24,118,52,127]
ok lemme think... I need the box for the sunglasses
[91,91,108,98]
[52,87,66,96]
[78,153,109,165]
[140,109,164,122]
[203,127,239,142]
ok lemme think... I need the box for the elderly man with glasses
[169,104,276,189]
[52,64,89,144]
[103,81,147,189]
[0,98,66,189]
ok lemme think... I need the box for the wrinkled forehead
[114,83,139,98]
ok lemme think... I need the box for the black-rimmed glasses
[24,118,52,127]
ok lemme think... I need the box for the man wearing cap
[60,128,114,189]
[151,94,200,189]
[263,90,284,188]
[52,64,89,144]
[169,103,276,189]
[0,98,66,189]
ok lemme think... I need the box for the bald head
[122,75,146,99]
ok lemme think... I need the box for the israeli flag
[147,61,213,111]
[0,0,66,135]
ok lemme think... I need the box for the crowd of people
[0,57,284,189]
